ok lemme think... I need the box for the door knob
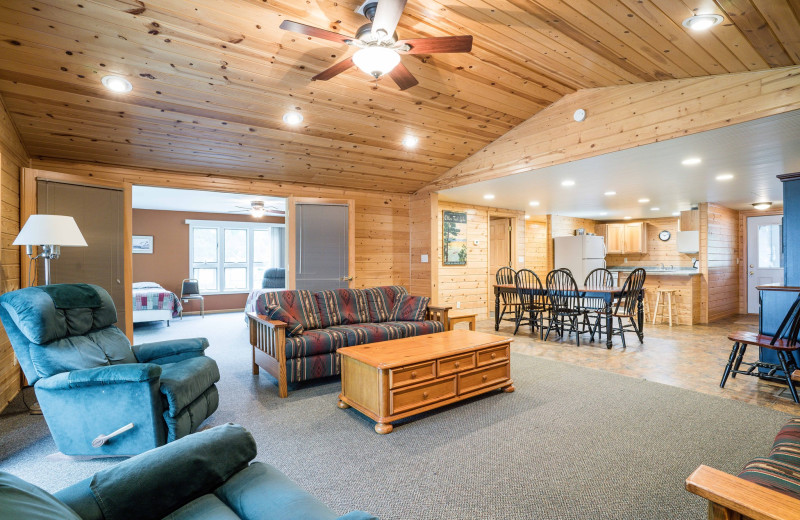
[340,276,353,281]
[749,271,754,276]
[749,264,753,268]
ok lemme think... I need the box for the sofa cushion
[261,290,322,331]
[159,356,221,418]
[267,305,304,337]
[364,286,408,323]
[738,457,800,501]
[389,295,430,321]
[285,329,347,359]
[383,320,445,337]
[327,323,405,346]
[286,352,341,383]
[770,441,800,467]
[773,418,800,448]
[315,289,370,328]
[163,493,240,520]
[0,471,81,520]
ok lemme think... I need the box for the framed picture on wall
[442,211,467,265]
[132,235,154,254]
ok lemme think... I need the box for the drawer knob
[411,371,417,379]
[422,392,429,399]
[491,353,497,359]
[454,361,460,368]
[482,375,488,382]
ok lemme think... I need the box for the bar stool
[652,289,676,326]
[641,290,652,322]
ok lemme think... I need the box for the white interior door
[747,215,784,313]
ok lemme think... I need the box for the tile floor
[474,312,800,414]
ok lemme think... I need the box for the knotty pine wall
[706,203,740,322]
[524,217,548,276]
[409,192,437,301]
[0,95,28,411]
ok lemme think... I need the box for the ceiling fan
[232,201,285,218]
[279,0,473,90]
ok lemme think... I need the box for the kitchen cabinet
[599,222,647,254]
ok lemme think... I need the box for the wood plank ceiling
[0,0,799,193]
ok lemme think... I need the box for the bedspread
[133,282,183,318]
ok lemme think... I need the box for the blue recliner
[0,283,220,456]
[0,423,377,520]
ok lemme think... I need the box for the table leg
[605,302,613,349]
[375,423,393,434]
[494,288,501,331]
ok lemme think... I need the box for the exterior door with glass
[747,214,784,313]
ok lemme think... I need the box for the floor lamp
[12,214,87,414]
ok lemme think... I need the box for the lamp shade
[14,215,88,247]
[352,47,401,78]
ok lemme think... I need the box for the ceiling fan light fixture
[352,46,400,78]
[682,14,723,31]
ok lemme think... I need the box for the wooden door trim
[21,168,134,341]
[288,197,356,290]
[739,209,784,314]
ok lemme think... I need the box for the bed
[132,282,183,326]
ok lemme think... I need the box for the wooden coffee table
[337,330,514,434]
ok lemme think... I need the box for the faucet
[668,264,674,271]
[659,263,665,270]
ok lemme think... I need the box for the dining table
[493,284,644,349]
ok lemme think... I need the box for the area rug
[0,314,791,520]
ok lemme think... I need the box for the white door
[747,215,784,313]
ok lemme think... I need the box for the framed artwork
[442,211,467,265]
[132,235,154,254]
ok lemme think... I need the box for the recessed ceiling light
[624,216,632,220]
[638,198,650,203]
[101,75,132,93]
[561,180,575,187]
[402,136,418,148]
[282,111,303,125]
[716,173,734,181]
[599,212,608,216]
[604,191,616,196]
[650,207,660,211]
[483,194,495,200]
[672,212,680,216]
[529,201,540,207]
[524,214,530,220]
[682,157,702,166]
[682,14,723,31]
[752,202,773,210]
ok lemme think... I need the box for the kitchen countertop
[607,266,700,276]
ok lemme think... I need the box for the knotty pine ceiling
[1,0,799,193]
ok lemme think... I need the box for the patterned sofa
[247,286,450,397]
[686,417,800,519]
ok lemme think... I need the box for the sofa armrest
[686,464,800,520]
[426,305,451,326]
[132,337,210,364]
[247,312,289,397]
[35,364,162,391]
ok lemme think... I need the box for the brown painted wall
[132,209,284,312]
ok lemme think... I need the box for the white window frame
[187,219,286,295]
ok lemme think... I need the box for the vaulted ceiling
[1,0,799,193]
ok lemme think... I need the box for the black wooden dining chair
[587,268,646,348]
[544,269,584,345]
[496,267,520,325]
[583,268,614,338]
[514,269,548,338]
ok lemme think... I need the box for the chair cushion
[285,329,347,359]
[159,356,220,417]
[364,286,408,323]
[0,471,81,520]
[267,305,304,337]
[738,457,800,500]
[327,323,405,346]
[388,295,429,321]
[773,418,800,448]
[163,494,240,520]
[29,326,135,380]
[315,289,370,327]
[383,320,445,337]
[261,290,323,331]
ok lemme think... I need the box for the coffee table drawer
[477,345,509,366]
[437,352,476,376]
[459,362,509,394]
[389,361,435,389]
[390,377,456,414]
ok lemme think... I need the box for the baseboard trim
[182,308,244,316]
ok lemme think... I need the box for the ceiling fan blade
[398,35,473,54]
[372,0,407,37]
[279,20,352,45]
[387,62,418,90]
[312,57,355,81]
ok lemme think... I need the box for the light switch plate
[421,254,428,263]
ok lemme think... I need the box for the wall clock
[658,230,671,241]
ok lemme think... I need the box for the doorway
[489,217,512,316]
[293,201,351,292]
[747,214,784,313]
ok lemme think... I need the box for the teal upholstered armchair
[0,423,377,520]
[0,283,219,456]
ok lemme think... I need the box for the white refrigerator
[553,235,606,284]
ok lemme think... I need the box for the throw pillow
[267,305,304,337]
[389,295,430,322]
